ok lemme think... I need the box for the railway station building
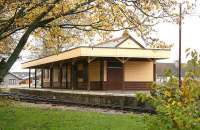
[22,34,170,91]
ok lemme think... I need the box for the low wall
[9,88,154,112]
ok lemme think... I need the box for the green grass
[0,104,146,130]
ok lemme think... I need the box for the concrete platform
[11,87,149,97]
[8,87,153,112]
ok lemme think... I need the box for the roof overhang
[22,47,170,69]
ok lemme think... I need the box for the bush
[138,49,200,130]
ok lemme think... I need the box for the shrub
[138,49,200,130]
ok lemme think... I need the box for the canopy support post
[34,69,37,88]
[29,68,31,88]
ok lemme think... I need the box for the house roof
[21,35,170,69]
[7,72,23,80]
[10,72,34,80]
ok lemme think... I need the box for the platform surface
[10,87,150,97]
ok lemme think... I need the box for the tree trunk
[0,25,36,81]
[0,0,60,82]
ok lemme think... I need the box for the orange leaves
[149,40,173,49]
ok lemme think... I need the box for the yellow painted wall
[89,61,100,81]
[44,69,49,82]
[43,66,69,82]
[67,65,71,82]
[78,63,83,82]
[53,67,59,82]
[104,61,107,81]
[118,39,141,48]
[62,66,66,81]
[124,61,153,81]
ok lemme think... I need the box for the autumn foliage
[0,0,195,54]
[0,0,196,80]
[137,49,200,130]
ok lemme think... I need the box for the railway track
[0,92,155,114]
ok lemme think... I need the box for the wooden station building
[22,34,170,91]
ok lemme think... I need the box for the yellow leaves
[171,100,176,106]
[140,0,160,12]
[26,6,48,22]
[181,83,193,104]
[149,40,173,49]
[122,30,129,37]
[15,18,24,27]
[1,0,196,57]
[13,3,48,27]
[147,48,200,130]
[52,3,63,16]
[181,84,189,97]
[62,3,70,12]
[177,102,182,107]
[25,44,40,51]
[33,26,82,54]
[164,90,171,97]
[0,36,15,54]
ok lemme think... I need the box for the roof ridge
[115,37,129,48]
[8,72,23,80]
[93,36,127,47]
[128,35,145,48]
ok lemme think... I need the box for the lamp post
[178,3,182,88]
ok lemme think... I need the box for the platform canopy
[22,35,171,69]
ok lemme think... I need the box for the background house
[156,63,186,83]
[0,72,34,87]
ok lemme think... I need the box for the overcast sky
[11,0,200,72]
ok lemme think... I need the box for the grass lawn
[0,103,146,130]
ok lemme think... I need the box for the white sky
[10,0,200,72]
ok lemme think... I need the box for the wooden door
[107,62,123,90]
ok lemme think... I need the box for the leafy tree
[0,0,194,81]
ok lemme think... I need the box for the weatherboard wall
[124,61,153,82]
[41,60,153,90]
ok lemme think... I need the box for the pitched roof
[7,72,23,80]
[21,33,170,69]
[94,34,145,49]
[94,36,127,48]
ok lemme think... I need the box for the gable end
[116,36,145,49]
